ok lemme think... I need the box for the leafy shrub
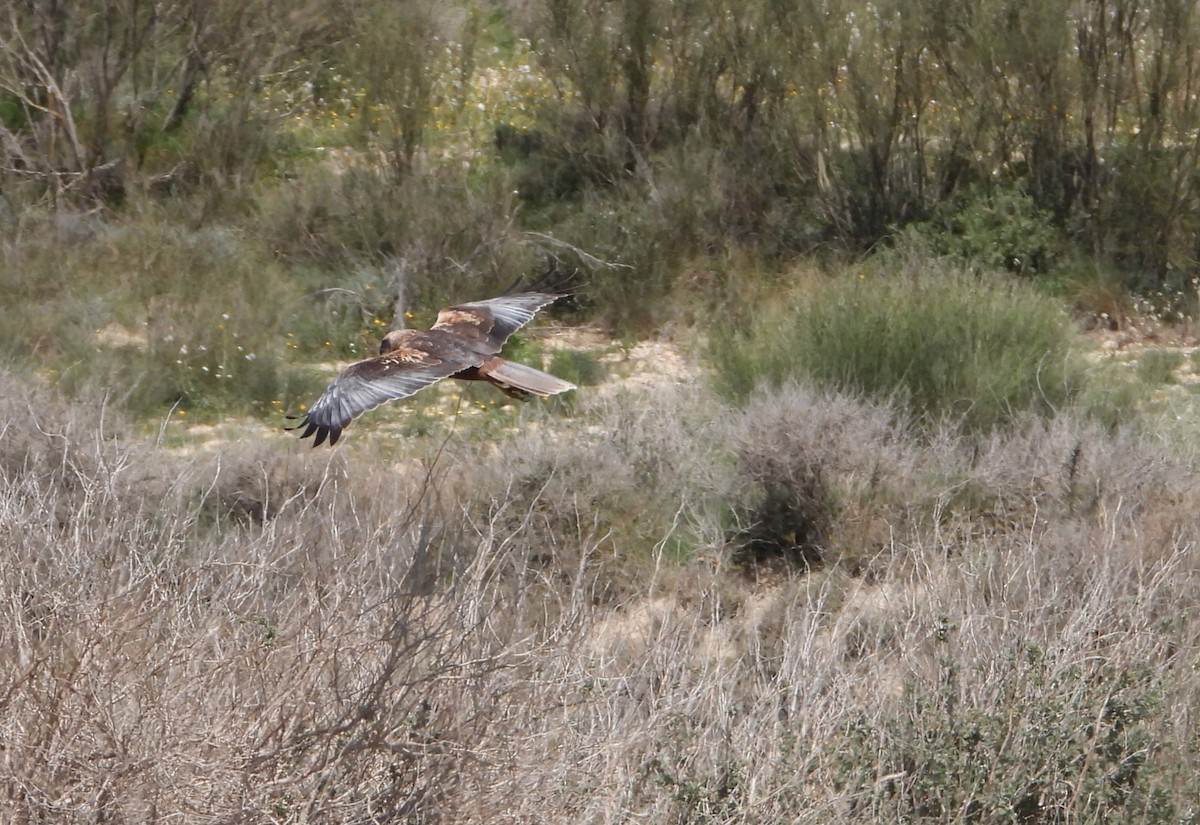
[709,264,1084,432]
[904,185,1067,275]
[836,651,1166,823]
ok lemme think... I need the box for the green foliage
[253,162,536,312]
[709,265,1083,432]
[499,332,544,371]
[547,348,606,387]
[1095,146,1200,278]
[1073,360,1154,431]
[905,185,1067,275]
[836,651,1165,823]
[342,0,441,176]
[0,0,335,206]
[1136,349,1185,386]
[506,0,1200,293]
[3,0,1200,311]
[0,212,323,420]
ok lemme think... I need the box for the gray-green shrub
[710,264,1083,432]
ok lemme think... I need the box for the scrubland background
[5,1,1200,822]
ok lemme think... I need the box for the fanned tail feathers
[485,359,576,398]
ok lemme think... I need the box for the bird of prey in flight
[288,281,575,446]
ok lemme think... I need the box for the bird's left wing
[288,348,461,446]
[431,291,565,356]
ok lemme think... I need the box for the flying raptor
[288,282,575,446]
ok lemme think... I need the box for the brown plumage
[287,285,575,446]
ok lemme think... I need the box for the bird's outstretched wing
[289,278,574,446]
[287,346,461,446]
[431,291,565,357]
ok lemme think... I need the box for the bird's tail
[484,358,576,399]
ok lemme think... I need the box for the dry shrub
[460,384,729,603]
[5,370,1200,823]
[462,382,1200,823]
[730,382,920,573]
[0,369,590,822]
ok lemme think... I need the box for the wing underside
[290,352,461,446]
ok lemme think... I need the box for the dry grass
[3,370,1200,823]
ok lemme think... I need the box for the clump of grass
[710,263,1084,432]
[1072,359,1152,431]
[1135,348,1185,386]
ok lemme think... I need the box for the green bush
[710,265,1084,432]
[547,348,606,387]
[904,185,1066,276]
[1136,349,1185,386]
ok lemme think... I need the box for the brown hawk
[288,284,575,446]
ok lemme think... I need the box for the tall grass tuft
[710,263,1083,432]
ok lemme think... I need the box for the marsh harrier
[288,283,575,446]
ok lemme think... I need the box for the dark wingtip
[308,423,343,447]
[284,415,342,447]
[507,261,583,299]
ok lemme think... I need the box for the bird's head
[379,330,404,355]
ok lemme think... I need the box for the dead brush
[5,370,1200,822]
[0,370,595,822]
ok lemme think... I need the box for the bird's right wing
[432,291,565,356]
[288,348,461,446]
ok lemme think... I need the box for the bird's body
[288,283,575,446]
